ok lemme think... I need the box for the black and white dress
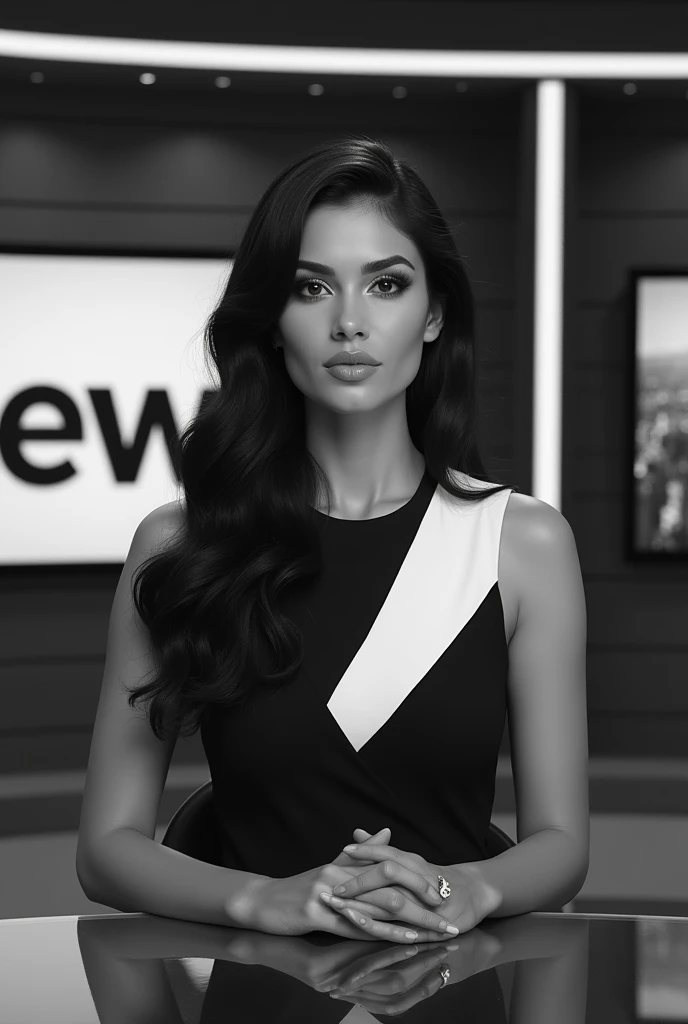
[201,466,514,879]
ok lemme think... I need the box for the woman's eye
[294,274,410,301]
[296,280,326,299]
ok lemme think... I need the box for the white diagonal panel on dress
[326,473,513,753]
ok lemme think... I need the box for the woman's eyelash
[293,271,412,301]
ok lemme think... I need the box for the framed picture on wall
[628,269,688,560]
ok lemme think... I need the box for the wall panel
[566,93,688,757]
[0,95,525,782]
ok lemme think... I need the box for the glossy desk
[1,911,687,1022]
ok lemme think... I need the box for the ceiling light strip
[0,30,687,77]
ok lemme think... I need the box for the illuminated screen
[631,272,688,559]
[1,250,232,567]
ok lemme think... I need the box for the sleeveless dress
[201,465,514,879]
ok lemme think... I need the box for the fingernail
[343,844,357,852]
[446,942,460,951]
[333,884,346,894]
[405,930,418,940]
[445,925,460,935]
[320,892,343,906]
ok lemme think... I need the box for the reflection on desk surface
[1,911,687,1022]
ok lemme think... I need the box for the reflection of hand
[328,943,453,1010]
[328,927,505,1015]
[79,909,589,1023]
[79,904,584,970]
[321,834,502,938]
[224,929,453,995]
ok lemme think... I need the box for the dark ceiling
[3,1,687,114]
[3,1,688,52]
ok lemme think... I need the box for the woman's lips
[325,364,380,381]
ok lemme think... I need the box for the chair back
[161,781,517,865]
[484,820,516,858]
[161,781,223,865]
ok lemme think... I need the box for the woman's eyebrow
[296,255,415,276]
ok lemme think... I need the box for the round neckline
[312,467,430,523]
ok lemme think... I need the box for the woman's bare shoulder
[155,498,185,523]
[503,491,572,543]
[502,492,578,602]
[140,500,186,544]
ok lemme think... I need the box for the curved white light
[0,28,686,77]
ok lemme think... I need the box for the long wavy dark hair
[126,133,517,742]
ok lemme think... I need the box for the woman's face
[274,203,444,415]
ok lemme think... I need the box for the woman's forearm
[78,826,269,928]
[454,828,589,918]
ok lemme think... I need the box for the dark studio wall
[563,91,688,759]
[0,85,528,779]
[1,1,688,839]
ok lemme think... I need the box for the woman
[78,135,589,945]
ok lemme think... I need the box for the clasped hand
[322,826,503,942]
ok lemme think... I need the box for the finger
[338,946,448,994]
[321,890,394,919]
[332,828,389,870]
[327,889,458,936]
[334,963,447,1013]
[331,850,379,867]
[353,827,390,843]
[332,859,445,909]
[326,936,447,994]
[341,906,452,945]
[323,887,412,921]
[332,943,420,991]
[381,964,449,1011]
[326,911,385,942]
[338,947,450,997]
[342,906,427,944]
[322,902,430,945]
[342,845,444,907]
[344,842,416,868]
